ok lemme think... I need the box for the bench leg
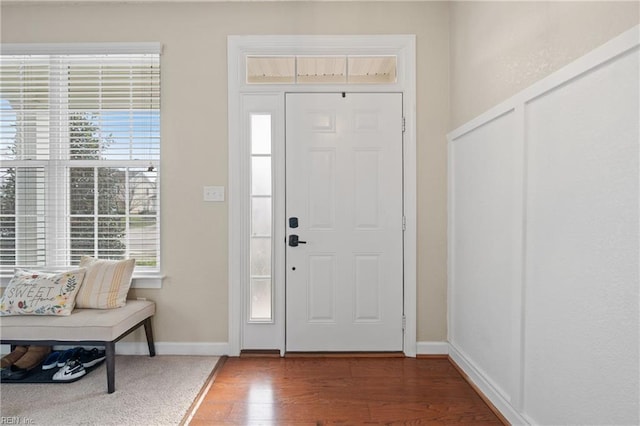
[105,341,116,394]
[144,317,156,357]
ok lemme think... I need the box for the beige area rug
[0,355,219,425]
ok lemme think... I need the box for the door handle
[288,234,307,247]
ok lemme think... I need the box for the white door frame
[228,35,417,356]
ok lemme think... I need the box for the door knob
[288,234,307,247]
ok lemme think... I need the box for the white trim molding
[449,344,528,425]
[1,274,165,289]
[416,341,449,356]
[114,342,230,356]
[0,42,162,55]
[228,34,417,357]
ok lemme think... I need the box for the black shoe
[0,365,29,381]
[56,347,82,367]
[77,348,106,368]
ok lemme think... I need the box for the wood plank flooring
[187,356,504,425]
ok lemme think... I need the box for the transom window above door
[246,56,397,84]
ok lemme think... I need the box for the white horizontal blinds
[0,48,160,275]
[0,56,51,160]
[0,56,50,270]
[66,54,160,161]
[0,167,47,269]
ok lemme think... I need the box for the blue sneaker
[42,351,61,370]
[57,347,82,367]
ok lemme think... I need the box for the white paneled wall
[449,110,522,406]
[448,26,639,425]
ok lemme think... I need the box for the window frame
[0,43,164,289]
[228,35,417,356]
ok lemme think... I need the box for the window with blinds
[0,45,161,277]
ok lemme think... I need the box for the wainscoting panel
[523,42,639,426]
[449,109,522,407]
[448,25,639,426]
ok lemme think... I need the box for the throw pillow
[75,256,136,309]
[0,268,86,316]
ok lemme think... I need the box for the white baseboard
[416,341,449,355]
[448,343,528,425]
[115,341,230,356]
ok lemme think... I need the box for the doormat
[0,360,103,384]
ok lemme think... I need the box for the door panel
[285,92,403,352]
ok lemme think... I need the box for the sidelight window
[249,113,273,321]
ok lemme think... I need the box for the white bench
[0,300,155,393]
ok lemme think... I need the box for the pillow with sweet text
[0,268,86,316]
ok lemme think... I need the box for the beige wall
[1,2,451,345]
[2,1,637,349]
[450,1,640,129]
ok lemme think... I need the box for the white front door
[285,92,404,352]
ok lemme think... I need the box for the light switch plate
[203,186,225,202]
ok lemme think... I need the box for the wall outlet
[203,186,225,202]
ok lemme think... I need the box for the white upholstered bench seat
[0,300,156,393]
[1,300,155,341]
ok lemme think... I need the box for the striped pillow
[75,256,136,309]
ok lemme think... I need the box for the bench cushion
[0,300,155,342]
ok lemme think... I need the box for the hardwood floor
[186,356,504,425]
